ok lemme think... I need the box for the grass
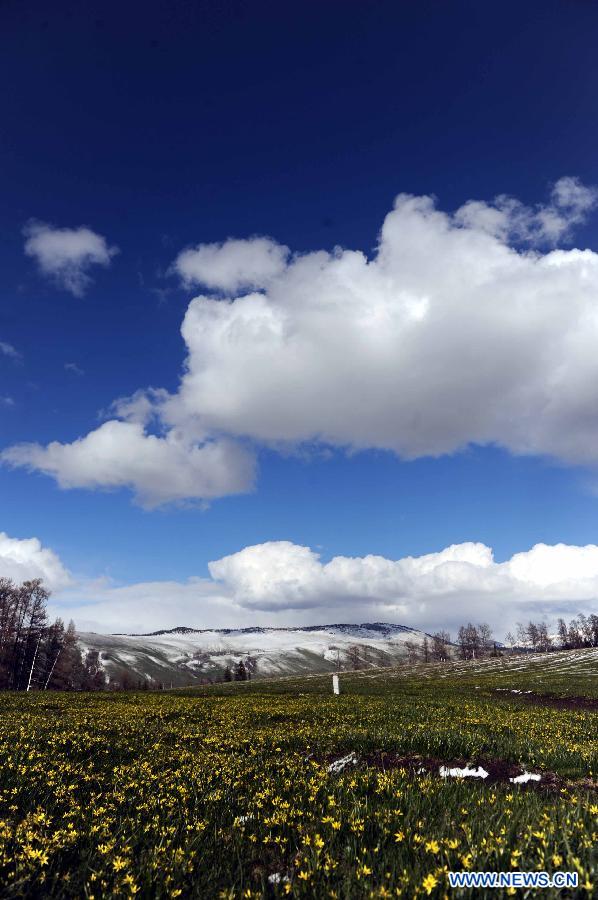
[0,649,596,898]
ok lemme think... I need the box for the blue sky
[2,0,598,634]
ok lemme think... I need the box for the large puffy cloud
[213,539,598,612]
[164,178,598,466]
[8,178,598,504]
[0,532,71,591]
[3,530,594,635]
[207,540,524,615]
[2,420,255,508]
[208,541,327,609]
[208,540,598,635]
[23,221,118,296]
[50,539,598,636]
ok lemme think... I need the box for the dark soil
[320,750,598,792]
[491,689,598,711]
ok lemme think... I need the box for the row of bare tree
[403,631,454,663]
[0,578,105,691]
[404,625,496,663]
[349,614,598,669]
[505,614,598,651]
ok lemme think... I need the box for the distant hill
[78,622,433,686]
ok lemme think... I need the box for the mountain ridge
[117,622,420,638]
[79,622,437,687]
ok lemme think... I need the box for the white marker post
[332,674,340,695]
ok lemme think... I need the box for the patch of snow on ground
[439,765,489,779]
[509,772,541,784]
[327,752,358,774]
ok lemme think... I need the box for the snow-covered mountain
[78,623,431,686]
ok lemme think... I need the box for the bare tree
[477,623,493,653]
[431,631,451,661]
[567,618,582,649]
[404,640,420,663]
[457,624,481,660]
[557,618,568,650]
[526,622,540,651]
[348,645,362,670]
[536,622,553,652]
[576,614,594,647]
[422,635,430,663]
[0,581,96,692]
[515,622,528,647]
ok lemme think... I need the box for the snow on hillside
[78,623,430,686]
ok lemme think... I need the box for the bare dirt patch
[491,689,598,711]
[319,750,597,792]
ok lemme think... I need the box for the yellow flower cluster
[0,669,595,897]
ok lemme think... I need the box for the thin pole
[26,632,42,692]
[44,645,62,689]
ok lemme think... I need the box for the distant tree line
[403,615,598,666]
[406,624,497,663]
[455,623,497,659]
[0,578,106,691]
[505,614,598,652]
[343,614,598,670]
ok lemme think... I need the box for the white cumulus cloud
[0,532,71,591]
[173,237,289,292]
[454,175,597,243]
[209,540,502,614]
[200,538,598,633]
[1,420,255,509]
[163,179,598,467]
[49,539,598,636]
[23,221,118,296]
[7,178,598,504]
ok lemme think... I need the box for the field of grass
[0,649,596,898]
